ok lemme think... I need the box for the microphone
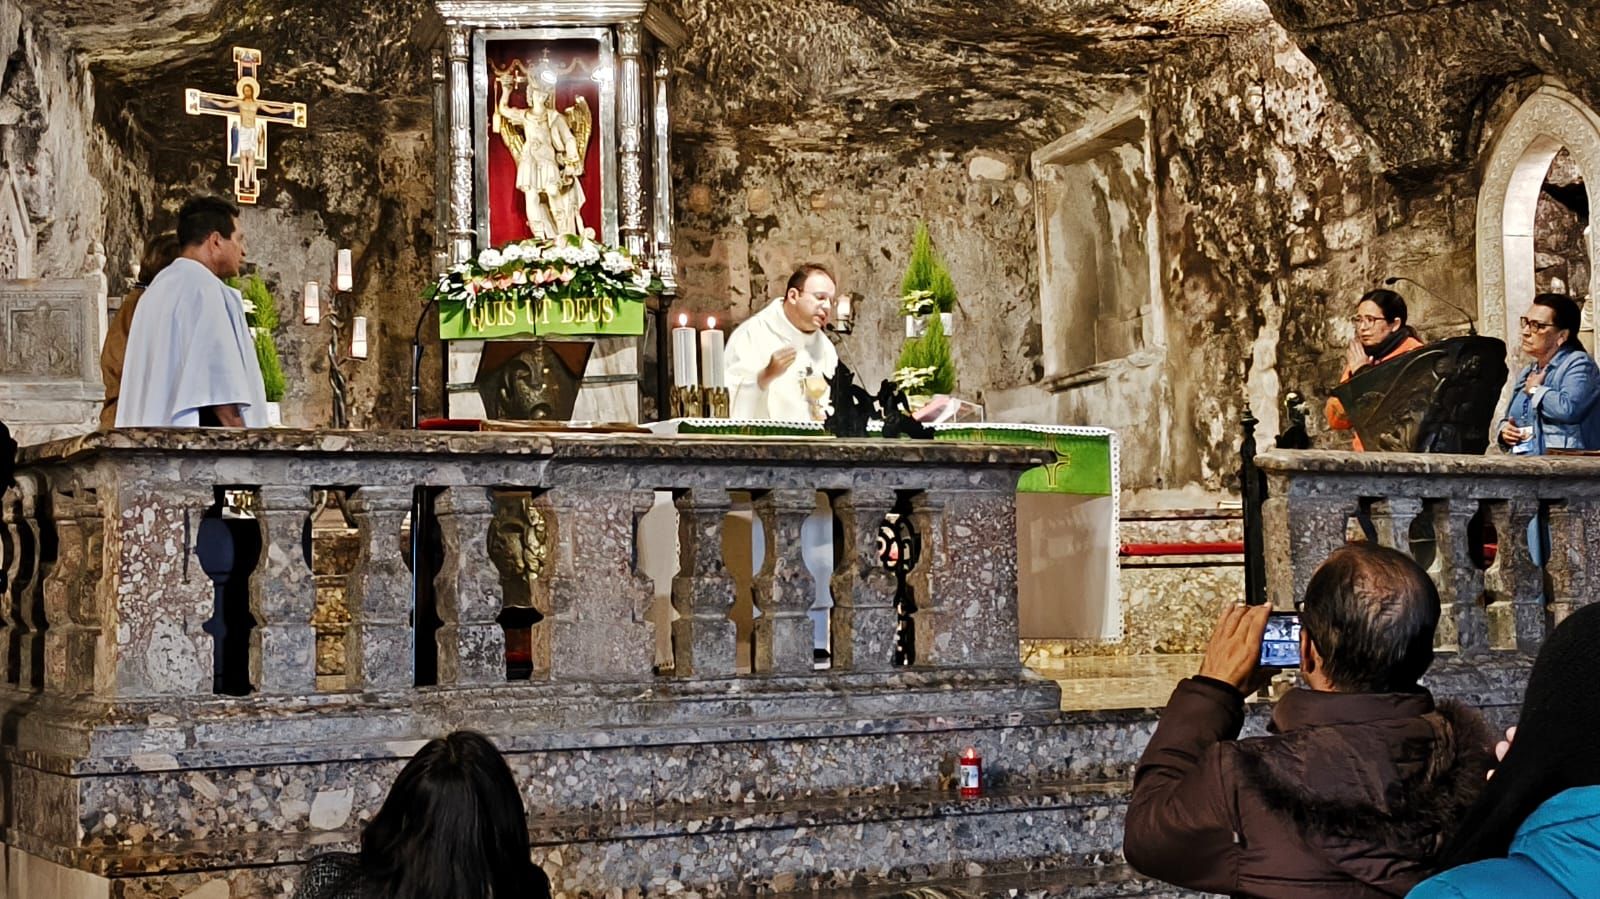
[1383,276,1477,336]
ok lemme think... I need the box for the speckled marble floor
[1029,654,1205,711]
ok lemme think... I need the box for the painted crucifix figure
[184,47,307,204]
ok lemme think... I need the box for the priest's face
[784,271,835,333]
[209,218,246,279]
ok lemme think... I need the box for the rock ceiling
[21,0,1600,175]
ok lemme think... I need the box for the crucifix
[184,47,307,204]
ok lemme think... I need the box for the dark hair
[176,196,240,249]
[138,231,183,286]
[1357,288,1408,325]
[1299,543,1439,692]
[1438,603,1600,866]
[360,730,549,899]
[786,263,835,296]
[1532,293,1586,352]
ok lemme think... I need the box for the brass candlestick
[702,386,730,418]
[670,384,704,419]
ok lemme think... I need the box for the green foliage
[227,273,287,403]
[899,223,957,313]
[895,311,955,396]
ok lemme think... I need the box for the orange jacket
[1324,335,1424,451]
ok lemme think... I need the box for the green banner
[439,295,646,340]
[936,427,1113,496]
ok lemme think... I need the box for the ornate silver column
[616,22,647,258]
[651,50,677,294]
[447,26,476,264]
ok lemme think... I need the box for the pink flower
[558,267,576,284]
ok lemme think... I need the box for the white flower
[600,251,633,274]
[240,297,257,314]
[477,248,505,269]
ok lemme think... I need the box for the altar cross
[184,47,307,205]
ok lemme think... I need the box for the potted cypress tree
[232,274,288,425]
[899,223,957,338]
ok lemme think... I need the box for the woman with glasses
[1497,293,1600,455]
[1324,289,1424,450]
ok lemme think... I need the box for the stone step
[787,863,1214,898]
[49,780,1139,897]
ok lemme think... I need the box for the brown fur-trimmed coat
[1123,677,1493,898]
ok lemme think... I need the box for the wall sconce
[303,280,321,325]
[351,316,369,360]
[830,292,855,334]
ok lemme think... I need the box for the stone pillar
[446,25,475,264]
[344,487,415,691]
[249,486,317,694]
[1368,497,1423,555]
[671,487,737,677]
[1546,500,1586,629]
[1430,499,1487,654]
[107,481,216,697]
[828,488,897,673]
[1485,496,1541,652]
[434,486,505,686]
[752,489,816,676]
[1262,492,1357,608]
[42,485,101,696]
[542,486,654,681]
[616,22,647,257]
[11,475,48,690]
[909,489,1020,668]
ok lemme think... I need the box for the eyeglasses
[1519,317,1558,333]
[1349,315,1389,327]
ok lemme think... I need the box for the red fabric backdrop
[485,39,604,247]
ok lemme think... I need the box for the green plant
[229,273,287,403]
[900,222,957,313]
[895,310,955,395]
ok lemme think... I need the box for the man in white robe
[116,196,269,428]
[724,264,840,421]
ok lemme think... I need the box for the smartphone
[1259,612,1302,668]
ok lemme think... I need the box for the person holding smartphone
[1123,543,1494,898]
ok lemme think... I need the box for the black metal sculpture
[823,363,877,438]
[878,379,934,440]
[1330,335,1509,453]
[1275,391,1311,450]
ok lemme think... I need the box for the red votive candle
[959,747,982,798]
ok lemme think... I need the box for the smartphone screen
[1259,612,1302,668]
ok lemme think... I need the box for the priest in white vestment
[116,196,269,428]
[723,264,840,421]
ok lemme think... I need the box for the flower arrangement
[425,233,661,310]
[894,222,957,396]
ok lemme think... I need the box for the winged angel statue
[492,60,592,239]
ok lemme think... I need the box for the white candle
[671,313,698,388]
[336,249,353,291]
[700,317,725,388]
[351,316,369,359]
[303,281,320,324]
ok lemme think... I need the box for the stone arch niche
[1476,84,1600,355]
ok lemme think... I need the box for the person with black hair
[293,730,552,899]
[1325,288,1425,450]
[1410,603,1600,897]
[1123,543,1493,897]
[115,195,269,428]
[1497,293,1600,454]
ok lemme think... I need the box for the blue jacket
[1502,346,1600,453]
[1409,785,1600,897]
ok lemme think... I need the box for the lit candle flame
[963,747,977,760]
[707,316,716,330]
[678,313,688,328]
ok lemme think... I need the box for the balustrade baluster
[752,489,817,676]
[249,486,317,694]
[42,486,101,696]
[344,487,415,691]
[541,486,654,681]
[1484,497,1541,652]
[828,488,898,673]
[909,489,1020,668]
[1261,492,1359,608]
[1545,500,1587,630]
[1,482,34,687]
[434,486,504,685]
[1368,497,1424,555]
[670,487,737,677]
[13,475,49,690]
[1430,499,1487,653]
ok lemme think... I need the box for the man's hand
[1197,603,1271,692]
[757,346,798,389]
[207,404,245,428]
[1344,336,1369,373]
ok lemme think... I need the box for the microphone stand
[1383,276,1477,336]
[410,296,441,430]
[408,294,442,685]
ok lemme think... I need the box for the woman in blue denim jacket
[1496,294,1600,454]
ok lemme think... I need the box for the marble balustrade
[1256,449,1600,655]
